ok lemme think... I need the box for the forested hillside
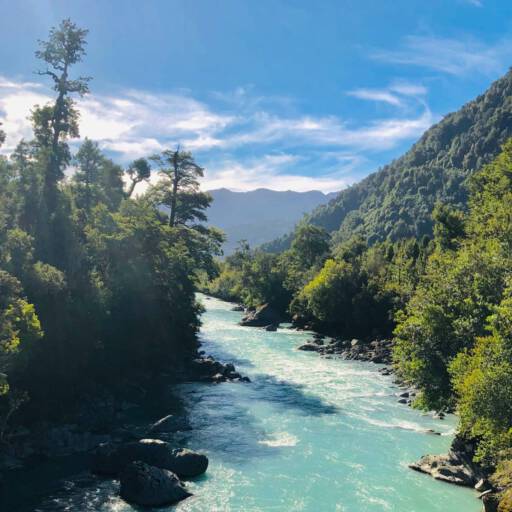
[206,188,335,255]
[208,140,512,508]
[206,71,512,509]
[0,20,221,435]
[265,69,512,252]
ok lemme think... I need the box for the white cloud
[389,82,428,97]
[202,154,358,193]
[0,74,433,192]
[0,88,52,150]
[347,88,403,106]
[372,35,512,76]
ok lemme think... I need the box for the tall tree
[34,18,90,213]
[125,158,151,198]
[150,148,211,227]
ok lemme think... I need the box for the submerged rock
[91,439,208,478]
[119,461,191,507]
[297,343,321,352]
[264,323,278,332]
[231,305,244,312]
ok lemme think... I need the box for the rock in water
[120,461,191,507]
[297,343,320,352]
[264,323,278,331]
[239,303,281,327]
[91,439,209,478]
[90,441,119,475]
[168,448,209,478]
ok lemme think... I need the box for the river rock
[298,343,320,352]
[167,448,209,478]
[409,453,477,486]
[482,491,500,512]
[91,439,209,478]
[231,305,244,312]
[239,304,281,327]
[212,372,226,383]
[119,461,191,507]
[475,478,491,492]
[264,324,278,332]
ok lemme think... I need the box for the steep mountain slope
[265,69,512,252]
[206,188,336,254]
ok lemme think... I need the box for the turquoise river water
[13,294,481,511]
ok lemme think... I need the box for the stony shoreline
[0,347,250,508]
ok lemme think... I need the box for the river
[9,294,480,511]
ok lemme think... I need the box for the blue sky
[1,0,512,192]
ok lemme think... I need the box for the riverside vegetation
[0,19,235,507]
[207,72,512,510]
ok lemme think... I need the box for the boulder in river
[91,439,209,478]
[120,461,191,507]
[239,304,281,327]
[231,305,244,312]
[264,323,278,332]
[167,448,209,478]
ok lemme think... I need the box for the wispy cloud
[347,80,427,107]
[0,75,433,193]
[372,35,512,76]
[202,153,361,193]
[347,88,403,106]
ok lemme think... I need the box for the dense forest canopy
[0,19,221,438]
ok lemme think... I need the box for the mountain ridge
[263,69,512,252]
[205,188,337,254]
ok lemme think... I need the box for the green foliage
[266,69,512,252]
[432,202,465,250]
[449,288,512,468]
[394,140,512,412]
[207,224,427,338]
[149,149,211,228]
[0,20,220,432]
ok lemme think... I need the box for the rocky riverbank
[297,335,393,364]
[407,436,509,511]
[0,349,249,509]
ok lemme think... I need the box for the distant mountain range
[264,69,512,252]
[206,188,337,255]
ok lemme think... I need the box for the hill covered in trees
[207,69,512,509]
[265,69,512,252]
[206,188,336,254]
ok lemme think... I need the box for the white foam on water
[259,431,299,447]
